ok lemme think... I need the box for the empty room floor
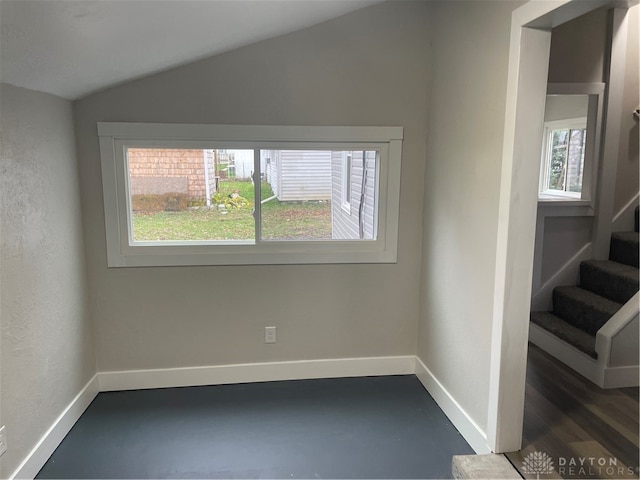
[36,375,473,479]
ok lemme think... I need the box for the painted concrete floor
[37,375,473,479]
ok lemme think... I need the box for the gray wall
[0,84,95,478]
[541,217,594,282]
[548,7,608,84]
[418,0,523,433]
[73,1,431,372]
[543,95,588,122]
[614,4,639,213]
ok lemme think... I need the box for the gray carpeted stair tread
[609,231,639,268]
[580,260,639,304]
[553,286,621,335]
[531,312,597,359]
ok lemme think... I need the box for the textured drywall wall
[73,1,430,372]
[0,84,95,478]
[418,0,523,433]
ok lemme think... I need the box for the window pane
[259,150,377,241]
[127,148,255,242]
[548,129,569,191]
[565,128,586,193]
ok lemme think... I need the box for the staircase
[531,207,639,360]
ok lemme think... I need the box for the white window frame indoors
[98,122,403,267]
[539,117,587,199]
[537,83,605,207]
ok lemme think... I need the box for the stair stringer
[531,242,592,312]
[611,194,639,233]
[529,292,639,389]
[595,291,639,388]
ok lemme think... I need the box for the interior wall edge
[8,375,100,480]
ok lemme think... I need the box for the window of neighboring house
[341,151,353,212]
[98,123,402,267]
[540,118,587,199]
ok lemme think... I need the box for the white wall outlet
[265,326,276,344]
[0,425,7,457]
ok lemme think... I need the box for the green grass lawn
[132,180,332,241]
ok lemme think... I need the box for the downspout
[358,151,367,239]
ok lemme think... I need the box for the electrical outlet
[0,425,7,457]
[265,326,276,344]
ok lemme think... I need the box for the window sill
[537,196,594,217]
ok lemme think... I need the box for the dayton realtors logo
[557,455,636,478]
[522,451,554,479]
[522,450,636,478]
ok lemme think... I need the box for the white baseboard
[9,374,100,480]
[98,355,416,391]
[13,355,485,480]
[603,365,640,388]
[414,357,490,454]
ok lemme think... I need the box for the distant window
[98,123,403,267]
[540,118,587,198]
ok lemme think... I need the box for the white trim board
[488,0,635,454]
[9,375,100,480]
[98,355,416,391]
[414,357,490,454]
[10,355,489,480]
[602,365,640,389]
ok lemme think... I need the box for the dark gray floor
[37,375,473,479]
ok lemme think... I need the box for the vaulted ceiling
[0,0,382,100]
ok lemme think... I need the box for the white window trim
[538,83,605,206]
[98,122,403,267]
[341,151,352,214]
[539,117,587,199]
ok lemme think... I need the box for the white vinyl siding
[331,151,377,240]
[271,150,332,201]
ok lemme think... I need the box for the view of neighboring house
[261,150,332,201]
[128,147,377,240]
[128,148,211,200]
[331,150,377,240]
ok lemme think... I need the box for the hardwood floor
[505,344,639,480]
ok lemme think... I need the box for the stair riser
[609,237,639,268]
[580,264,638,304]
[553,290,617,335]
[530,312,597,358]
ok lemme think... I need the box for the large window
[98,123,402,266]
